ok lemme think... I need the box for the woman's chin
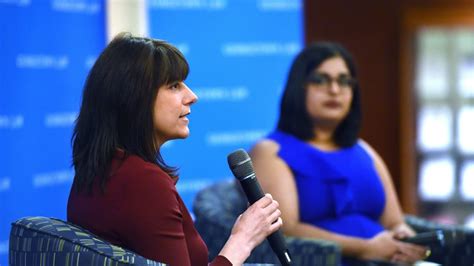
[176,129,190,139]
[315,115,346,126]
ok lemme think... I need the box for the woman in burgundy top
[67,33,283,266]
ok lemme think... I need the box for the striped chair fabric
[9,216,165,266]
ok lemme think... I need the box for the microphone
[227,149,292,266]
[399,230,445,246]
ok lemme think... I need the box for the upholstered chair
[193,180,341,266]
[193,180,474,266]
[9,216,165,266]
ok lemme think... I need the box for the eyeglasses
[306,73,356,90]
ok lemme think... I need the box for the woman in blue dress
[250,42,427,265]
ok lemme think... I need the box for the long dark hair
[72,33,189,193]
[277,42,362,147]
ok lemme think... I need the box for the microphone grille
[227,149,255,180]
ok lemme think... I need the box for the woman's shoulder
[252,131,311,164]
[254,130,303,152]
[114,154,176,190]
[266,130,298,143]
[356,139,380,158]
[251,138,280,158]
[355,139,388,168]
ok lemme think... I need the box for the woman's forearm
[218,233,252,265]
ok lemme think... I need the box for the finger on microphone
[256,195,272,208]
[268,209,282,224]
[269,217,283,232]
[264,200,279,214]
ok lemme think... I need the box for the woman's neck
[309,126,338,150]
[154,135,166,150]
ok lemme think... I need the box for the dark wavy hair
[277,42,362,147]
[72,33,188,193]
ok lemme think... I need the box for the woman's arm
[359,140,428,263]
[122,165,280,266]
[358,140,409,232]
[249,140,400,260]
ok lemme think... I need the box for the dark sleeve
[120,165,192,265]
[209,255,232,266]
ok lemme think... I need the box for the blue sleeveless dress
[268,130,386,239]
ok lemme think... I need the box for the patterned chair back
[9,216,165,266]
[193,180,341,266]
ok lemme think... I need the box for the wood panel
[304,0,474,214]
[399,6,474,214]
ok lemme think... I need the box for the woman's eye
[169,82,180,90]
[315,76,329,85]
[337,76,355,87]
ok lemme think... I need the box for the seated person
[250,42,427,265]
[67,33,283,266]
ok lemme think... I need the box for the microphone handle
[240,176,292,266]
[239,174,265,204]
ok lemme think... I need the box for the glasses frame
[306,72,357,91]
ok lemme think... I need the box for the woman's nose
[327,80,342,94]
[183,83,198,104]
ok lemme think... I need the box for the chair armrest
[405,214,474,246]
[286,237,341,266]
[405,214,472,233]
[246,236,341,266]
[405,215,474,266]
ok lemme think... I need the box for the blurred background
[1,0,474,265]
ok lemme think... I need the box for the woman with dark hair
[67,33,283,266]
[250,42,427,265]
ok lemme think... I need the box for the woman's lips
[179,112,190,118]
[323,101,341,108]
[179,113,190,122]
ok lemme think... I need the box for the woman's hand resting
[391,224,429,264]
[361,230,400,261]
[360,228,428,264]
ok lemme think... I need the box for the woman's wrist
[218,234,253,265]
[391,223,415,238]
[358,238,375,259]
[332,232,369,258]
[352,238,371,259]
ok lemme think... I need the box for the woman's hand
[390,241,429,264]
[390,223,429,264]
[391,223,416,239]
[231,193,283,248]
[218,194,283,265]
[360,230,400,261]
[360,229,428,264]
